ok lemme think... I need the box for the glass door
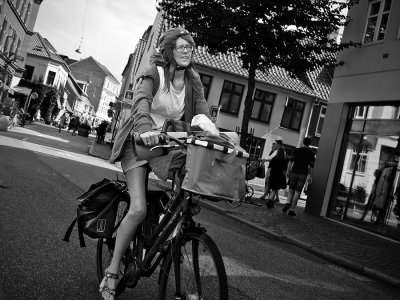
[330,105,400,240]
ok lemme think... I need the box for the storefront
[308,103,400,241]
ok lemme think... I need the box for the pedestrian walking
[71,116,80,136]
[97,121,107,144]
[264,141,287,209]
[58,114,66,133]
[259,142,276,201]
[282,137,315,217]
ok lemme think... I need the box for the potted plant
[353,185,367,204]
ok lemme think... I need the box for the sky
[34,0,159,82]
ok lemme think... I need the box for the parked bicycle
[96,133,229,299]
[225,159,264,208]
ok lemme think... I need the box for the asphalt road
[1,124,399,299]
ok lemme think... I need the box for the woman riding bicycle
[101,28,211,300]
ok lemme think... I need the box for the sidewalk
[89,140,400,288]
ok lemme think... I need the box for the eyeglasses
[175,44,194,53]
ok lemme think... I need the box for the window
[348,146,368,173]
[2,25,12,53]
[280,98,305,131]
[0,18,8,46]
[23,65,34,81]
[315,105,326,136]
[244,136,265,161]
[19,0,27,16]
[219,80,244,115]
[354,106,367,119]
[46,71,56,86]
[15,39,21,56]
[363,0,392,43]
[15,0,22,11]
[199,73,212,100]
[147,33,154,51]
[251,89,275,123]
[24,2,31,24]
[9,29,16,54]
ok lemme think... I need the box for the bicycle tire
[96,198,130,283]
[245,185,254,199]
[158,231,229,300]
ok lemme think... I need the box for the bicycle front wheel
[158,231,229,300]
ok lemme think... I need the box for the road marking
[0,135,120,171]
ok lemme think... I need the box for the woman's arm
[261,150,278,162]
[130,67,158,134]
[190,68,212,119]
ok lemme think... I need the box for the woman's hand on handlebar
[139,131,160,146]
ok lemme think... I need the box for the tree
[157,0,359,146]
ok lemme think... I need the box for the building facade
[68,56,120,126]
[308,0,400,241]
[0,0,43,102]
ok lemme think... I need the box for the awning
[12,86,32,96]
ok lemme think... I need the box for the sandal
[99,270,119,300]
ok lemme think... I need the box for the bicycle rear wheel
[158,231,229,300]
[96,198,129,282]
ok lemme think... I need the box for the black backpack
[63,178,128,247]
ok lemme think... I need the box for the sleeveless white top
[149,66,185,130]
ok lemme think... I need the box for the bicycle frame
[121,165,205,296]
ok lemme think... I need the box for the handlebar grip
[134,132,188,146]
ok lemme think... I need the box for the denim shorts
[120,135,165,175]
[288,173,307,193]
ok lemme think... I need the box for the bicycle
[96,132,229,299]
[225,159,264,208]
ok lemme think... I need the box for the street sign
[210,105,221,124]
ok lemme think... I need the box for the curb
[199,200,400,288]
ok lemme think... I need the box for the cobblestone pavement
[89,139,400,288]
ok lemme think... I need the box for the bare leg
[260,180,270,199]
[286,189,294,205]
[100,166,147,299]
[290,191,301,211]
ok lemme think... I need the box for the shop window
[46,71,56,86]
[315,105,326,136]
[363,0,392,44]
[251,89,275,123]
[219,80,244,115]
[280,98,305,131]
[199,73,212,100]
[331,104,400,240]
